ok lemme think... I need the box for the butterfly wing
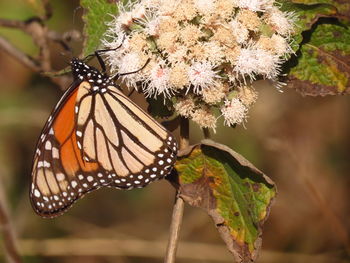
[30,83,106,217]
[31,78,177,218]
[74,84,177,190]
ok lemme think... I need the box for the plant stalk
[164,117,189,263]
[202,128,210,139]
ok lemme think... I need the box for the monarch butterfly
[30,53,178,218]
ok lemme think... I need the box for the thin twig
[0,18,26,29]
[164,117,189,263]
[164,193,185,263]
[0,176,22,263]
[0,16,74,90]
[0,36,40,71]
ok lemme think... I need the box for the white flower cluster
[102,0,295,131]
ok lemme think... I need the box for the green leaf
[172,140,276,263]
[279,1,338,50]
[80,0,118,57]
[289,0,350,20]
[287,23,350,96]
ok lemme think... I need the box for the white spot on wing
[71,181,78,188]
[34,189,41,197]
[52,147,59,159]
[56,173,65,181]
[45,141,52,150]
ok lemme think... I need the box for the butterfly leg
[112,58,151,81]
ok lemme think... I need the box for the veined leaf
[290,0,350,20]
[171,140,276,263]
[80,0,118,57]
[279,1,338,50]
[288,23,350,96]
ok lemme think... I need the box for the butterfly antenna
[83,35,126,73]
[113,58,150,81]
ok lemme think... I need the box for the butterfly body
[30,58,177,218]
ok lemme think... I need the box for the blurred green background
[0,0,349,262]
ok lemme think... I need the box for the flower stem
[202,128,210,139]
[164,117,188,263]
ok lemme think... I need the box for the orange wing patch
[53,87,98,176]
[53,88,78,144]
[71,132,99,172]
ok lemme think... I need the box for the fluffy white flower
[201,41,226,64]
[234,47,258,80]
[174,97,195,117]
[230,19,249,44]
[254,48,280,78]
[157,0,179,15]
[102,0,295,130]
[144,62,173,98]
[221,98,248,126]
[144,17,160,35]
[192,107,217,131]
[235,0,274,12]
[142,0,161,9]
[115,52,144,88]
[265,7,295,36]
[102,32,128,52]
[116,11,133,28]
[271,34,293,55]
[133,3,147,19]
[167,45,188,64]
[102,34,131,75]
[194,0,216,14]
[188,61,219,94]
[234,46,280,80]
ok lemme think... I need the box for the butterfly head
[70,58,112,87]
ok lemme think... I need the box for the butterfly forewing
[31,86,105,217]
[30,58,178,218]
